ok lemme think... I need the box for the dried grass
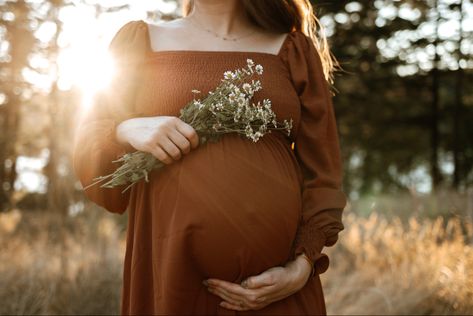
[324,212,473,315]
[1,202,472,315]
[0,207,125,315]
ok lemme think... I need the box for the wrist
[293,253,314,281]
[288,254,313,288]
[115,120,131,146]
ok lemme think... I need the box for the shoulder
[109,20,150,64]
[280,30,322,68]
[110,20,148,47]
[283,30,317,55]
[280,30,327,92]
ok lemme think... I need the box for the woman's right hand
[115,116,200,165]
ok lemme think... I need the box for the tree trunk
[431,0,441,192]
[453,0,464,190]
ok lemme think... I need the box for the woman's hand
[116,116,199,164]
[203,254,313,311]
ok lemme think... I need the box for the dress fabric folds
[72,20,347,315]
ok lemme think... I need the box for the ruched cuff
[291,224,330,276]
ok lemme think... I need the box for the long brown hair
[181,0,339,85]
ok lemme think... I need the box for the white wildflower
[228,92,237,103]
[242,83,252,94]
[224,71,234,80]
[237,96,246,107]
[245,124,253,137]
[284,119,293,136]
[255,64,263,75]
[247,60,254,74]
[263,99,271,110]
[251,80,262,92]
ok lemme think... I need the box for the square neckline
[143,21,292,58]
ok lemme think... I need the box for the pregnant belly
[149,133,302,282]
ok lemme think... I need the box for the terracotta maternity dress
[72,20,347,315]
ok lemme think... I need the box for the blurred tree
[311,0,472,197]
[0,0,35,211]
[43,0,71,215]
[431,0,441,191]
[452,0,466,189]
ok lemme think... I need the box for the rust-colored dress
[72,20,347,315]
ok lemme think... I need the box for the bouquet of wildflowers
[84,59,293,193]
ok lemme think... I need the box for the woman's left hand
[203,254,313,311]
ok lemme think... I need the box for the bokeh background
[0,0,472,314]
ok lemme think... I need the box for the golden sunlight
[52,1,176,111]
[56,6,117,111]
[57,46,116,110]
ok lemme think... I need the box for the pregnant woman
[72,0,347,314]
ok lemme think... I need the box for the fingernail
[202,279,208,287]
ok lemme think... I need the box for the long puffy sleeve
[72,20,149,214]
[282,31,348,276]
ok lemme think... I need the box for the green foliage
[312,0,473,196]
